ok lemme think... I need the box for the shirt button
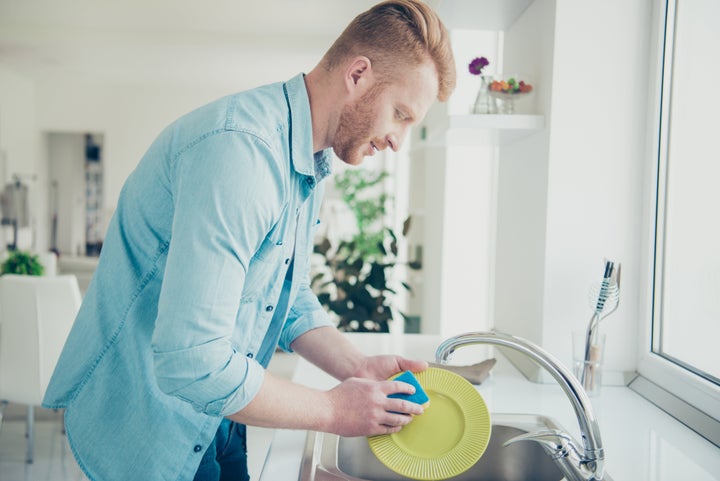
[246,353,253,359]
[194,445,202,453]
[265,305,274,312]
[285,258,290,264]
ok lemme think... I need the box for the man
[43,1,456,480]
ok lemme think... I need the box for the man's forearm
[226,362,424,437]
[226,371,332,431]
[289,326,366,380]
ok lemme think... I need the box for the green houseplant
[1,250,45,276]
[311,169,420,333]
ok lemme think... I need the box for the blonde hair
[321,0,456,102]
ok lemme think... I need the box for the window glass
[653,0,720,384]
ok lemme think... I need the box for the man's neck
[304,66,340,154]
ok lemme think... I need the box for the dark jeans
[193,419,250,481]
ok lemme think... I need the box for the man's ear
[344,56,373,96]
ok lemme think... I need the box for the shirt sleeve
[151,129,283,417]
[279,283,334,352]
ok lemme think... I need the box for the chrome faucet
[435,331,605,481]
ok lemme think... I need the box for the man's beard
[332,85,382,165]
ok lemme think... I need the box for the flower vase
[472,75,497,114]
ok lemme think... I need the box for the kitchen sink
[298,413,614,481]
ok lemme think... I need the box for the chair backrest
[0,274,82,405]
[37,251,58,276]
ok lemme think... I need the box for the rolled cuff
[153,340,265,417]
[279,307,333,353]
[216,359,265,417]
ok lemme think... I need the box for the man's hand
[291,327,429,382]
[351,355,428,381]
[325,376,425,437]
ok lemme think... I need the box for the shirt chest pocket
[253,234,284,262]
[241,232,291,300]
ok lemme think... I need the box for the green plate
[368,367,491,480]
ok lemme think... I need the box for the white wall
[0,67,37,184]
[0,65,47,253]
[494,0,652,382]
[542,0,651,381]
[493,0,555,378]
[439,143,497,337]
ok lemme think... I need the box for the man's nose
[387,129,407,152]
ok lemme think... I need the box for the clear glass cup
[572,330,606,397]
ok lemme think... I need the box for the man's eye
[395,109,408,121]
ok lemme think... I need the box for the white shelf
[432,0,535,31]
[417,113,545,148]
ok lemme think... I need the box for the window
[632,0,720,447]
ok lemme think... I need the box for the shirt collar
[284,73,333,183]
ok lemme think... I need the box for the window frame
[632,0,720,447]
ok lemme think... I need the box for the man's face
[332,61,439,165]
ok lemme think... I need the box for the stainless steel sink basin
[298,413,614,481]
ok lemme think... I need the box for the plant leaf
[402,216,412,236]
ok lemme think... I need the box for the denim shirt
[43,73,334,481]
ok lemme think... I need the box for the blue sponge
[389,371,430,407]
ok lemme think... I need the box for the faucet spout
[435,330,605,481]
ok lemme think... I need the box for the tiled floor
[0,353,298,481]
[0,414,89,481]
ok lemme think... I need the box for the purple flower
[468,57,490,75]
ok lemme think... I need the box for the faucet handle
[504,430,602,481]
[503,429,580,459]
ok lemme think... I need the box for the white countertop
[259,333,720,481]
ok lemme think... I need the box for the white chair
[0,274,81,463]
[37,251,58,276]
